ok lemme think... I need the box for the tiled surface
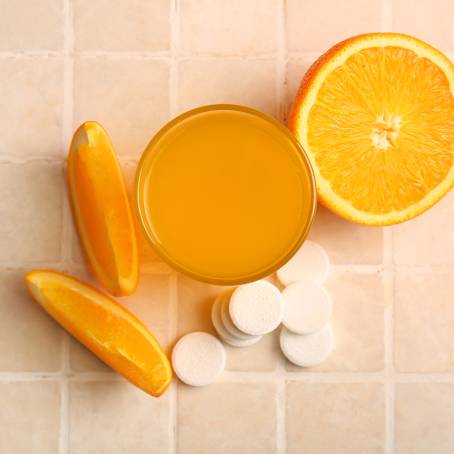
[73,0,171,52]
[70,380,172,454]
[179,0,278,55]
[0,0,63,51]
[0,382,60,453]
[0,269,62,371]
[393,0,454,52]
[0,58,63,158]
[1,1,454,453]
[178,383,277,453]
[394,272,454,372]
[395,383,454,454]
[0,162,63,263]
[74,58,170,157]
[286,0,382,52]
[178,58,277,116]
[286,383,385,454]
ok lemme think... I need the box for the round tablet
[172,332,225,386]
[280,325,334,367]
[220,292,261,341]
[229,280,283,336]
[276,240,329,286]
[282,281,332,334]
[211,295,262,347]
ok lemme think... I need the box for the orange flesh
[68,122,138,296]
[136,106,315,284]
[24,271,171,397]
[308,46,454,214]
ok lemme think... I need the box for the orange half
[24,270,172,397]
[289,33,454,225]
[68,121,138,296]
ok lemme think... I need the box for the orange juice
[135,105,315,285]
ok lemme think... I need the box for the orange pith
[24,270,172,397]
[67,121,138,295]
[289,33,454,225]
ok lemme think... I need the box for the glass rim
[135,103,317,285]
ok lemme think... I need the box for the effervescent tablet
[280,324,334,367]
[282,281,332,334]
[212,295,262,347]
[172,331,225,386]
[229,280,283,336]
[219,292,261,341]
[277,240,329,286]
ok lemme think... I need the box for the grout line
[0,51,62,58]
[276,3,287,453]
[275,0,287,122]
[287,51,325,61]
[4,370,454,383]
[383,225,395,454]
[168,273,179,454]
[168,3,179,453]
[0,157,65,164]
[59,0,74,452]
[77,51,171,59]
[0,51,280,60]
[169,0,179,118]
[276,355,287,454]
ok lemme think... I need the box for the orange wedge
[24,270,172,397]
[289,33,454,225]
[68,121,138,296]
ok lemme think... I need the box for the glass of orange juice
[135,104,316,285]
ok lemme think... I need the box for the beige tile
[70,273,171,371]
[287,382,385,454]
[0,269,62,371]
[74,58,169,157]
[286,58,312,120]
[74,0,170,51]
[394,0,454,52]
[309,206,384,265]
[286,273,385,372]
[179,0,277,55]
[0,0,62,51]
[178,382,277,454]
[394,189,454,266]
[0,162,63,263]
[0,382,60,453]
[0,58,63,158]
[69,380,171,454]
[286,0,381,52]
[178,59,277,116]
[396,383,454,454]
[395,272,454,372]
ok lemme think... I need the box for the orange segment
[289,33,454,225]
[68,121,138,295]
[24,270,172,397]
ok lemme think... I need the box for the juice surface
[136,105,315,284]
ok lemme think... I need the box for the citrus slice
[289,33,454,225]
[24,270,172,397]
[68,121,138,296]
